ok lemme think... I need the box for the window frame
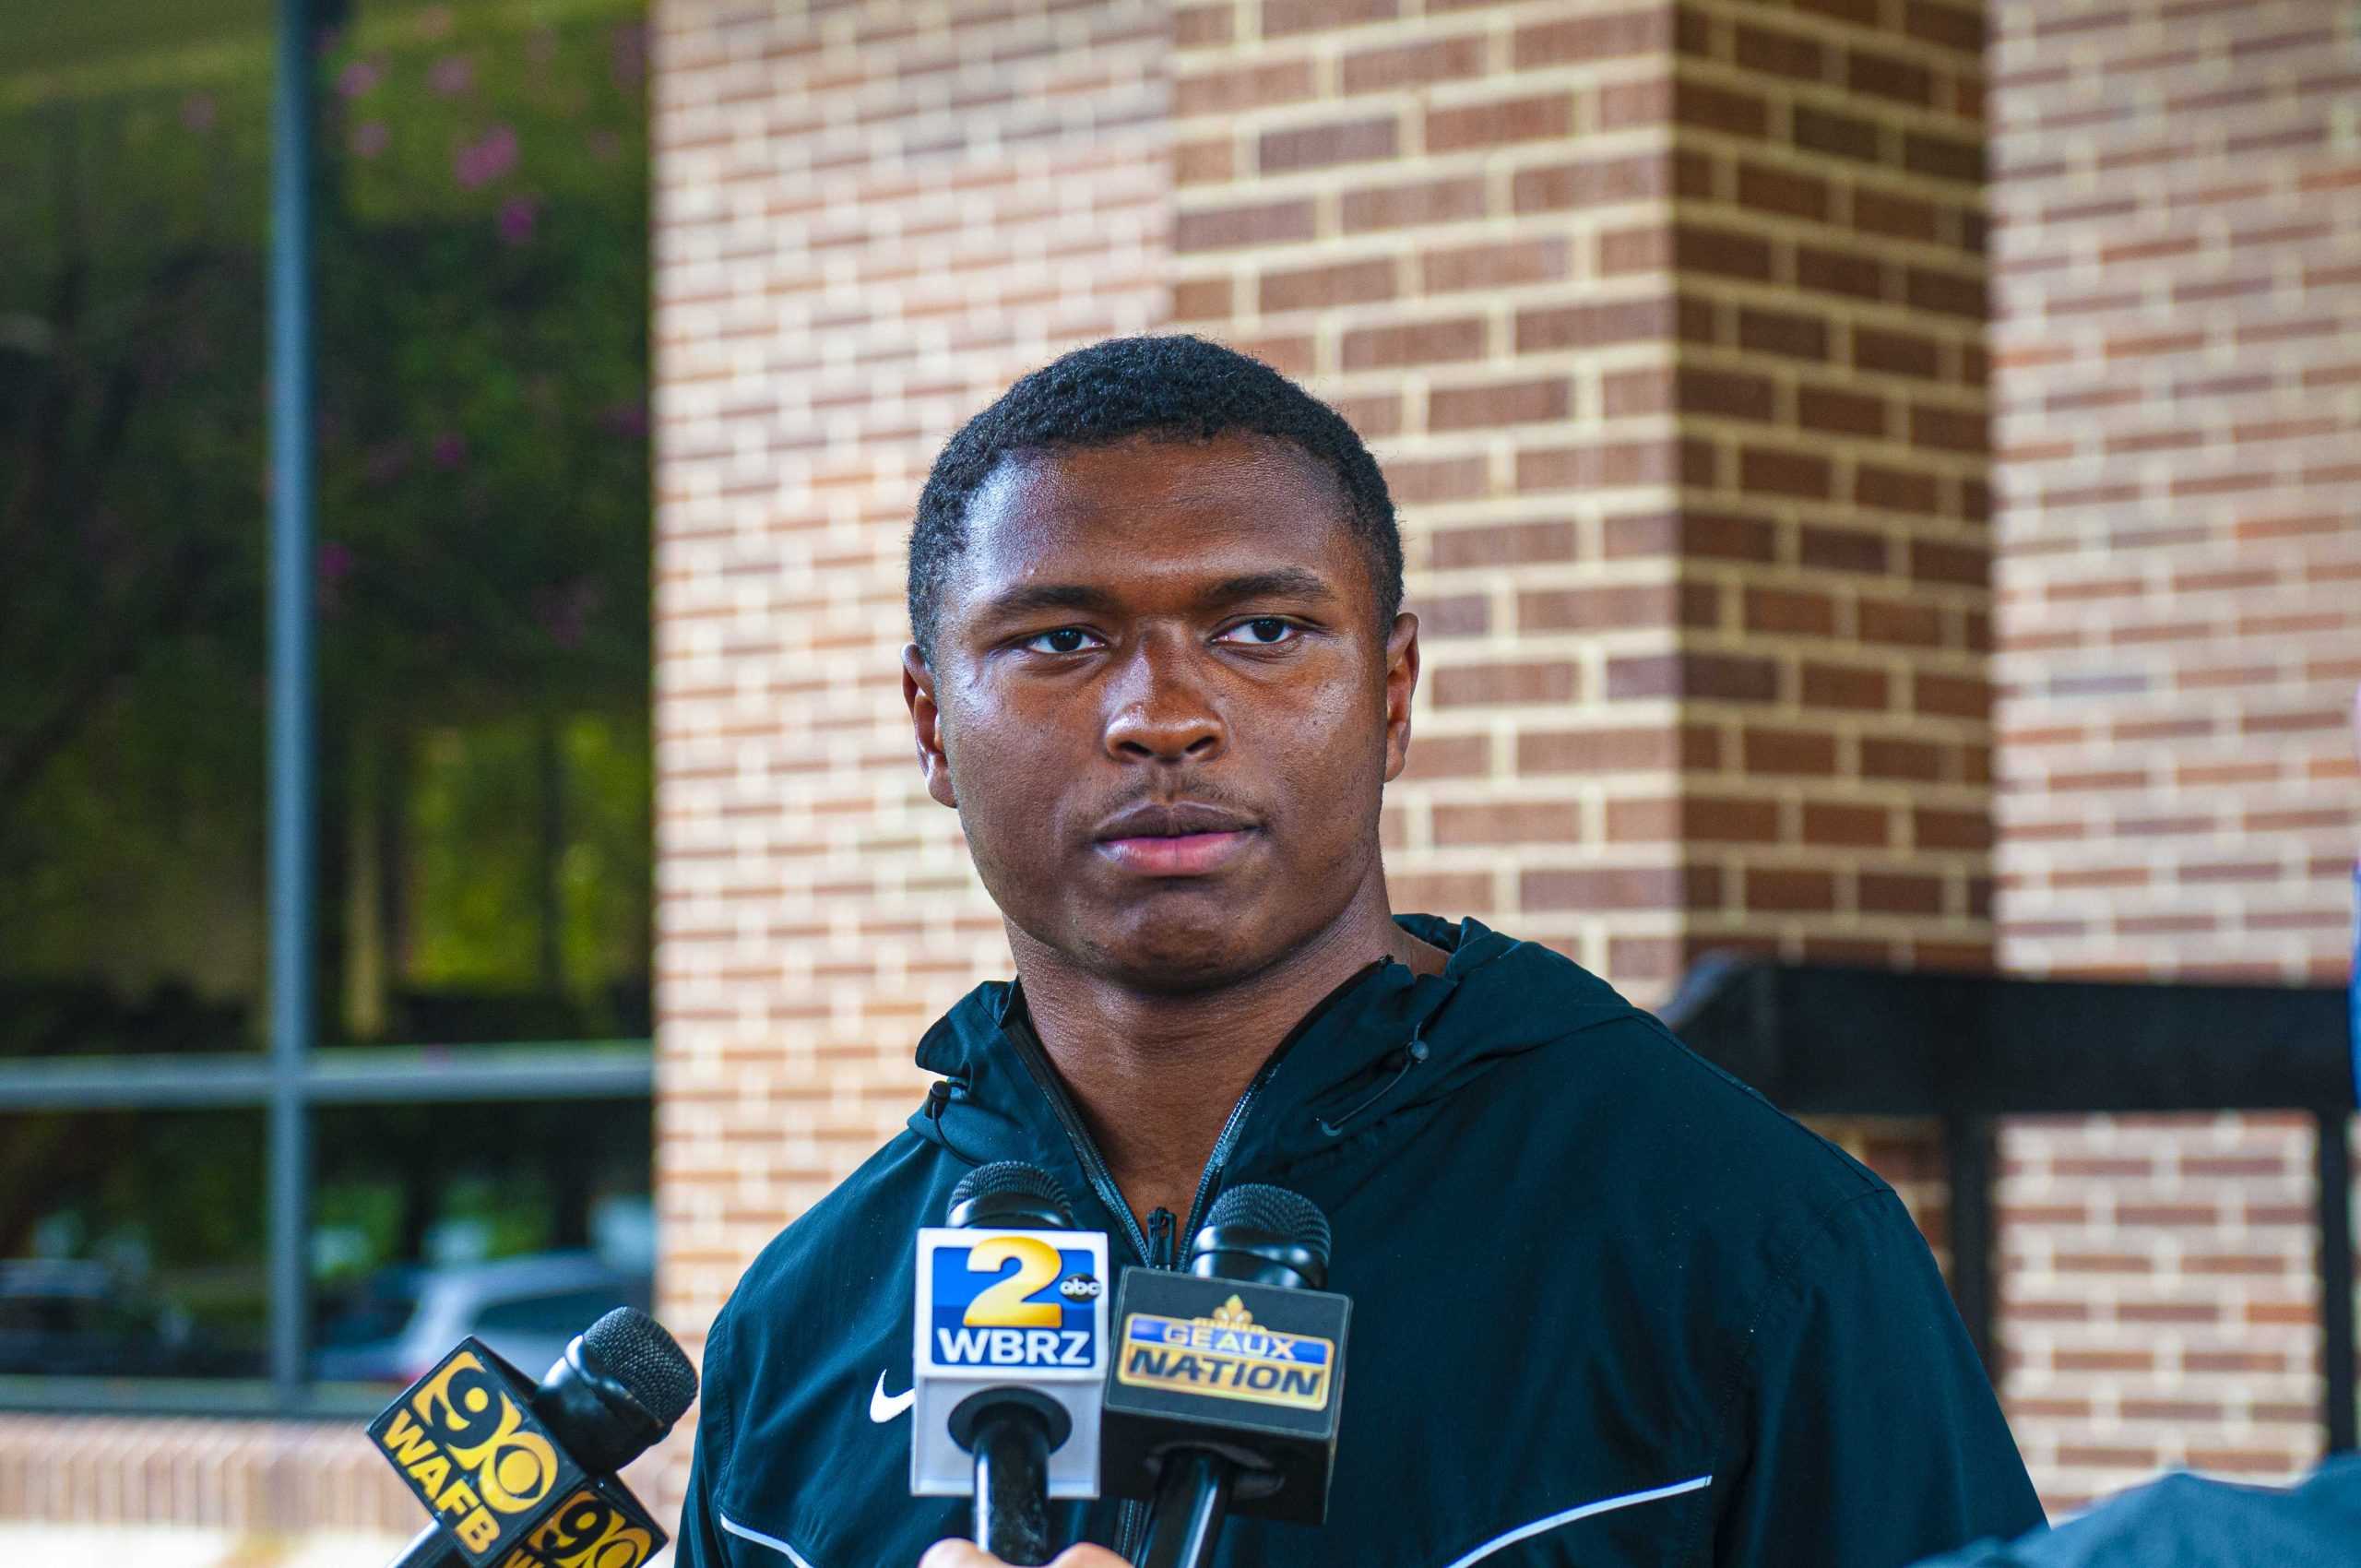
[0,1040,654,1417]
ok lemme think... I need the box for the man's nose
[1102,637,1227,764]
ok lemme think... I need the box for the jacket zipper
[1002,1013,1285,1563]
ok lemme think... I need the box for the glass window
[310,1099,651,1391]
[0,5,274,1057]
[0,0,653,1405]
[0,1111,267,1381]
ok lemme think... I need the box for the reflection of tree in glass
[0,0,651,1026]
[0,0,655,1313]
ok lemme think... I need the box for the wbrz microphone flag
[367,1337,665,1568]
[1100,1267,1351,1526]
[910,1225,1110,1498]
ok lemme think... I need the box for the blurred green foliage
[0,1,658,1338]
[0,0,653,1038]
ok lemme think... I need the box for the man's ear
[1381,610,1420,784]
[902,643,959,809]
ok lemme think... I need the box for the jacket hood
[904,914,1648,1183]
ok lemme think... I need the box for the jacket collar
[906,915,1525,1182]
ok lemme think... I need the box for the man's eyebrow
[1201,568,1337,605]
[972,582,1124,621]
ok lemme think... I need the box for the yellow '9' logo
[962,1237,1063,1328]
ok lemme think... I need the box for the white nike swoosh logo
[869,1369,915,1423]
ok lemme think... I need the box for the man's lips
[1090,801,1260,876]
[1095,829,1256,876]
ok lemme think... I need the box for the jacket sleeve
[671,1318,738,1568]
[1709,1187,2046,1568]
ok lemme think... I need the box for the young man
[673,335,2043,1568]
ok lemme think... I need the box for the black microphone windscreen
[582,1306,697,1427]
[1204,1183,1329,1270]
[950,1160,1075,1224]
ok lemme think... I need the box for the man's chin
[1073,902,1275,993]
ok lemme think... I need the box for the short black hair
[907,333,1404,659]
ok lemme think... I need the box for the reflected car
[311,1250,650,1387]
[0,1258,206,1376]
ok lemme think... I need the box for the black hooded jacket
[674,915,2044,1568]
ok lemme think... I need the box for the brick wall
[647,0,1173,1517]
[1987,0,2361,1509]
[1169,0,1992,997]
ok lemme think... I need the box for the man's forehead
[957,434,1359,580]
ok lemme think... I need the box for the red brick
[1793,104,1882,164]
[1673,78,1770,137]
[1745,867,1837,911]
[1516,438,1692,492]
[1510,152,1667,213]
[1421,237,1572,292]
[1735,22,1825,81]
[1798,385,1889,437]
[1740,445,1833,498]
[1340,316,1487,370]
[1175,197,1316,252]
[1512,7,1668,67]
[1425,92,1574,152]
[1606,651,1779,701]
[1798,525,1892,576]
[1430,659,1579,707]
[1433,802,1582,845]
[1170,277,1231,321]
[1860,869,1942,911]
[1745,586,1837,636]
[1848,48,1935,107]
[1857,598,1943,647]
[1801,661,1891,710]
[1258,115,1399,173]
[1596,77,1674,130]
[1174,4,1233,48]
[1258,256,1397,314]
[1340,174,1489,232]
[1175,59,1318,117]
[1744,727,1839,776]
[1738,160,1832,221]
[1738,305,1829,361]
[1523,863,1723,911]
[1262,0,1398,37]
[1515,295,1681,350]
[1517,724,1720,774]
[1797,244,1887,301]
[1853,186,1942,243]
[1915,808,1992,850]
[1608,796,1781,843]
[1428,375,1572,431]
[1852,326,1943,380]
[1341,35,1487,95]
[1427,520,1575,570]
[1678,367,1777,421]
[1605,509,1778,563]
[1905,0,1984,50]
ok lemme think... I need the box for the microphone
[911,1161,1111,1565]
[366,1305,697,1568]
[1101,1184,1350,1568]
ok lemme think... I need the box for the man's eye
[1020,626,1098,654]
[1219,617,1298,646]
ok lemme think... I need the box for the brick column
[1987,0,2361,1508]
[1169,0,1990,999]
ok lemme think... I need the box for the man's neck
[1008,883,1448,1233]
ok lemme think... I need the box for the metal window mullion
[266,0,317,1406]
